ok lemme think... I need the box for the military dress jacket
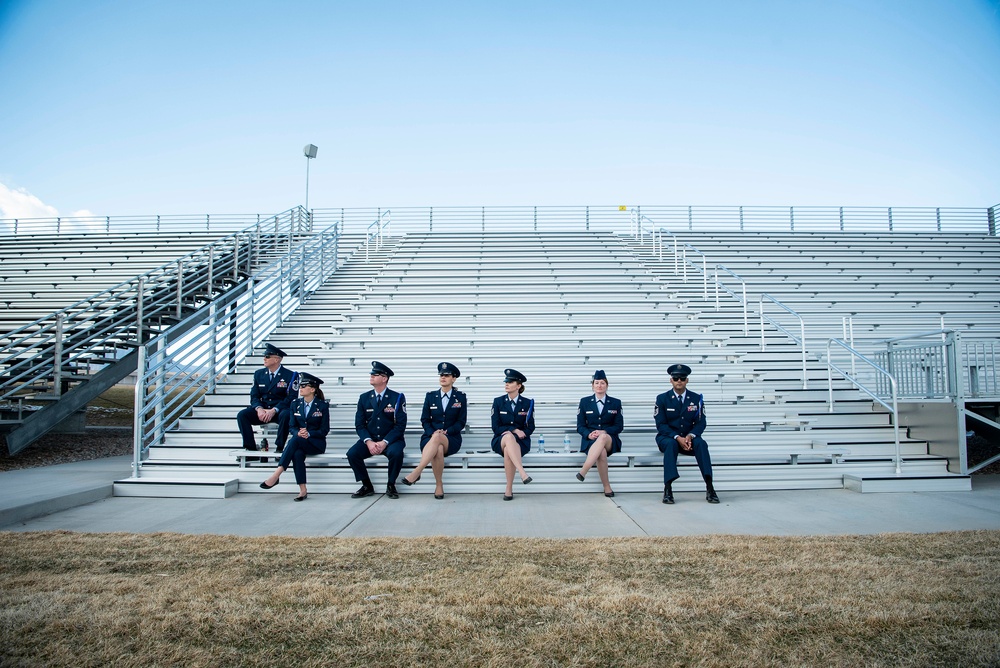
[420,389,468,447]
[288,397,330,452]
[249,366,297,411]
[576,394,624,451]
[654,390,707,449]
[355,388,407,444]
[491,394,535,443]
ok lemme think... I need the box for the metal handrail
[365,209,391,262]
[0,212,284,236]
[715,265,748,335]
[308,204,996,235]
[760,293,808,389]
[682,244,709,299]
[131,223,340,475]
[827,338,902,474]
[0,206,309,404]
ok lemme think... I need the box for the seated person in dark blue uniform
[236,343,296,462]
[347,361,407,499]
[491,368,535,501]
[259,372,328,502]
[574,369,624,497]
[654,363,719,504]
[401,362,468,499]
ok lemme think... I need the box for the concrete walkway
[1,456,998,536]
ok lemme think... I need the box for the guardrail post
[586,206,590,231]
[839,207,844,232]
[533,206,537,232]
[687,206,692,231]
[136,277,145,343]
[176,259,184,320]
[248,278,256,348]
[206,214,210,232]
[988,205,996,236]
[156,215,160,232]
[132,345,146,478]
[207,246,214,298]
[209,302,218,394]
[739,206,744,232]
[888,207,893,232]
[789,207,794,232]
[429,207,433,233]
[106,216,111,233]
[56,217,61,234]
[299,246,306,302]
[936,207,942,233]
[53,314,64,397]
[481,206,485,233]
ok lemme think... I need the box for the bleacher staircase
[119,231,973,498]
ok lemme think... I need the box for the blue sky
[1,0,999,218]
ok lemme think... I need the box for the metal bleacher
[0,208,331,454]
[112,204,1000,498]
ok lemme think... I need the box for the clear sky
[1,0,999,219]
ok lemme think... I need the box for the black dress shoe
[401,475,419,486]
[259,480,277,490]
[386,484,399,499]
[605,491,615,498]
[351,485,374,498]
[662,490,675,504]
[521,476,533,485]
[575,472,586,481]
[434,494,444,500]
[294,494,307,502]
[706,491,720,504]
[502,494,513,501]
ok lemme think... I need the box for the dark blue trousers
[237,407,291,450]
[347,439,405,487]
[276,436,324,485]
[660,436,713,484]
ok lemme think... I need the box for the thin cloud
[0,181,59,219]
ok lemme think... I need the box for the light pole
[303,144,318,215]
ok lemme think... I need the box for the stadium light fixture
[303,144,318,213]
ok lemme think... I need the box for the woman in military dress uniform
[574,369,624,497]
[401,362,468,499]
[259,372,329,501]
[490,368,535,500]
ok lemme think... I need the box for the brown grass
[1,531,999,667]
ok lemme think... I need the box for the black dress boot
[662,484,674,504]
[705,476,720,504]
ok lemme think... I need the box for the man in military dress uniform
[347,361,407,499]
[236,343,296,462]
[654,363,720,504]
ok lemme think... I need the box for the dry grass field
[1,531,999,667]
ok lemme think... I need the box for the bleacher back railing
[131,223,340,475]
[309,205,996,235]
[0,212,292,236]
[0,207,311,405]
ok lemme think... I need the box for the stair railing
[760,294,809,389]
[714,265,749,335]
[826,338,902,474]
[130,222,340,476]
[365,209,392,262]
[0,207,308,407]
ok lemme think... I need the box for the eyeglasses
[671,375,688,382]
[439,373,454,377]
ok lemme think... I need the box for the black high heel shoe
[294,494,307,502]
[259,480,277,489]
[401,475,420,486]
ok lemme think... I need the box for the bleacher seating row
[120,229,994,497]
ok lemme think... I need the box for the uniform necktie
[442,393,450,407]
[597,399,604,413]
[269,372,275,383]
